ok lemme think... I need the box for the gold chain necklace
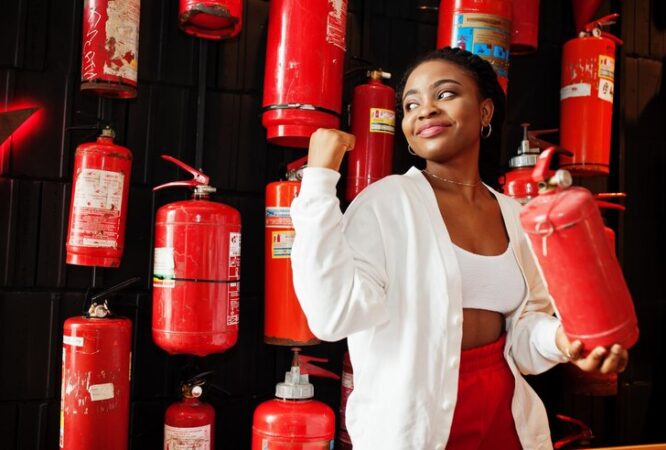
[422,169,480,187]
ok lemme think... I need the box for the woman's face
[400,59,493,163]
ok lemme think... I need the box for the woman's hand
[307,128,356,172]
[556,325,629,373]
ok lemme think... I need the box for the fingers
[572,344,630,374]
[600,344,629,374]
[307,128,356,171]
[565,340,584,361]
[574,346,607,372]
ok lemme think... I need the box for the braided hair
[395,47,506,187]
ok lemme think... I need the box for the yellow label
[369,108,395,134]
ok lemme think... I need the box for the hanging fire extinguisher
[346,70,396,203]
[520,147,639,354]
[60,277,137,450]
[437,0,512,93]
[164,372,216,450]
[563,193,626,397]
[178,0,243,40]
[499,123,541,205]
[262,0,348,148]
[252,349,339,449]
[152,155,241,356]
[559,13,622,176]
[80,0,140,98]
[66,126,132,268]
[511,0,540,55]
[265,157,319,346]
[337,350,354,450]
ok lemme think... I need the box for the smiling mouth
[416,124,450,138]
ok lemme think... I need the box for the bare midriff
[461,308,505,350]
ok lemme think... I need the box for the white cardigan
[290,166,568,450]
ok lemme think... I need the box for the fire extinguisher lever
[531,146,574,192]
[286,156,308,180]
[583,13,624,45]
[86,276,141,317]
[153,155,215,194]
[297,355,341,381]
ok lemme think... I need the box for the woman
[290,47,629,449]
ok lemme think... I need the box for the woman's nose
[417,102,439,119]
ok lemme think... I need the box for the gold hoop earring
[408,145,417,156]
[481,123,492,139]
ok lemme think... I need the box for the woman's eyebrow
[402,78,463,101]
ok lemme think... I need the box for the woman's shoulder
[346,170,422,210]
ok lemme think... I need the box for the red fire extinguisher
[337,350,354,450]
[499,123,541,205]
[265,157,319,346]
[559,13,622,176]
[437,0,512,93]
[60,277,137,450]
[164,372,216,450]
[346,70,396,203]
[252,349,339,449]
[262,0,348,148]
[511,0,540,55]
[152,155,241,356]
[520,147,639,354]
[80,0,140,98]
[66,126,132,268]
[178,0,243,40]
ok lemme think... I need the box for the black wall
[0,0,664,449]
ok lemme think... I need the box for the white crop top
[453,243,526,315]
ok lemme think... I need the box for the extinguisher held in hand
[559,13,622,176]
[437,0,512,93]
[499,123,541,205]
[80,0,140,98]
[165,372,216,450]
[346,70,396,203]
[252,349,339,450]
[265,157,319,346]
[60,277,138,450]
[262,0,348,148]
[520,147,639,354]
[66,126,132,268]
[152,155,241,356]
[179,0,243,40]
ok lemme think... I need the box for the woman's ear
[480,98,494,126]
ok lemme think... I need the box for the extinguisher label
[88,382,115,401]
[560,83,591,100]
[103,0,140,83]
[326,0,348,51]
[154,247,176,288]
[164,424,211,450]
[228,282,240,326]
[70,168,124,248]
[228,232,241,280]
[266,207,293,228]
[271,231,295,259]
[369,108,395,134]
[598,56,615,81]
[63,335,84,347]
[598,79,614,103]
[451,13,511,79]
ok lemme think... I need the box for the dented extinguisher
[66,126,132,268]
[265,157,319,346]
[499,123,541,205]
[520,147,638,354]
[346,70,396,202]
[252,349,338,449]
[559,13,622,175]
[152,155,241,356]
[164,372,216,450]
[60,277,138,450]
[80,0,140,98]
[178,0,243,40]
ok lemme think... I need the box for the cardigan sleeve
[290,167,390,342]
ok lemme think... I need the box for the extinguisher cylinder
[164,397,215,449]
[178,0,243,40]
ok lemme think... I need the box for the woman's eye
[404,102,418,112]
[437,90,455,100]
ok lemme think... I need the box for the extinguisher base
[179,6,239,40]
[559,162,610,177]
[66,252,121,268]
[266,124,320,149]
[81,80,137,99]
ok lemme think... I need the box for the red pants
[446,334,522,450]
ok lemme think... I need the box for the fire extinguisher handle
[153,180,204,191]
[286,156,308,172]
[297,355,341,381]
[596,200,626,212]
[90,277,141,304]
[601,31,624,46]
[154,155,210,191]
[531,146,573,183]
[584,13,620,32]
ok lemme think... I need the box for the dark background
[1,0,664,448]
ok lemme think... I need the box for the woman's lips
[416,124,449,138]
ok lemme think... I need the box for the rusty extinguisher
[152,155,241,356]
[559,13,621,176]
[80,0,140,98]
[164,372,216,450]
[66,126,132,268]
[252,348,338,449]
[60,277,138,450]
[563,193,626,396]
[346,70,395,202]
[262,0,348,148]
[511,0,539,55]
[179,0,243,40]
[499,123,541,205]
[437,0,512,92]
[520,147,638,354]
[265,157,319,346]
[337,350,354,450]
